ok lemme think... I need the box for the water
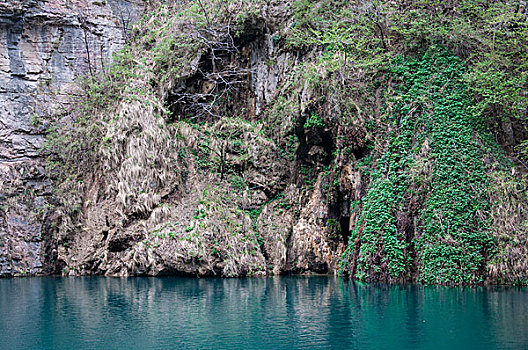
[1,277,527,350]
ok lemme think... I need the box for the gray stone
[0,0,144,276]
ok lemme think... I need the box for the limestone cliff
[0,0,143,276]
[37,0,357,278]
[2,0,527,285]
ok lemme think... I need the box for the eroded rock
[0,0,144,276]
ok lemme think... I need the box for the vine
[341,47,500,284]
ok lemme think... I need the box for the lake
[0,276,527,349]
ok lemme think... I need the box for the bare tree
[169,21,252,120]
[114,2,134,43]
[78,13,94,77]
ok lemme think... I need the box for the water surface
[1,276,527,349]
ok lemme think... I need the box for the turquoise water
[0,277,527,349]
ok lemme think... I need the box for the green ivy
[304,113,325,129]
[341,47,499,284]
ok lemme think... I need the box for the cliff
[2,0,527,284]
[0,0,144,276]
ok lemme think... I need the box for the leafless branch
[78,14,94,77]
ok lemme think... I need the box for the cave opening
[321,130,335,165]
[352,145,368,160]
[339,216,351,243]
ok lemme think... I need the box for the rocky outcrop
[0,0,144,276]
[46,1,355,277]
[3,0,526,285]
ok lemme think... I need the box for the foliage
[487,171,528,285]
[303,113,325,129]
[341,48,501,284]
[43,0,267,233]
[289,0,387,66]
[289,0,528,124]
[290,0,526,285]
[42,0,528,282]
[395,49,495,284]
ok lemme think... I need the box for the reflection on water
[0,277,527,349]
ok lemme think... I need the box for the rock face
[1,0,347,279]
[44,1,355,278]
[3,0,526,284]
[0,0,144,276]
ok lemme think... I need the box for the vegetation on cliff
[44,0,527,284]
[341,48,501,284]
